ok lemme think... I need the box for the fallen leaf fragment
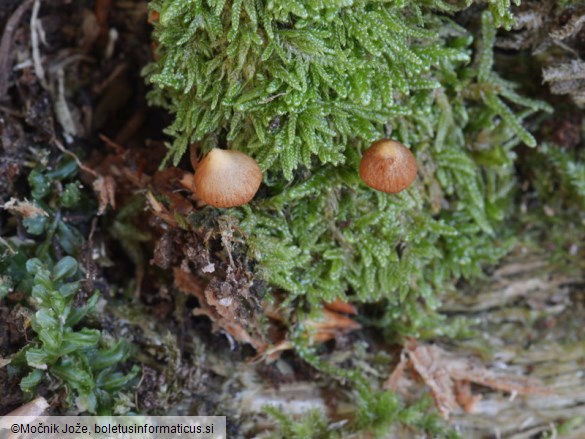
[152,167,196,215]
[146,190,178,226]
[148,10,160,24]
[260,308,361,361]
[93,175,116,215]
[324,298,358,315]
[304,309,361,343]
[384,339,550,419]
[454,379,480,414]
[1,198,48,218]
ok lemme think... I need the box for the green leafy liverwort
[1,159,138,414]
[18,257,138,414]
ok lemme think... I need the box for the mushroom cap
[194,148,262,208]
[359,139,417,194]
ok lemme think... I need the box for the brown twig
[52,138,99,177]
[99,133,125,154]
[30,0,47,90]
[0,0,35,100]
[95,0,112,46]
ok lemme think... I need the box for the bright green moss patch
[146,1,549,322]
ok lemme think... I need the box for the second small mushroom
[359,139,417,194]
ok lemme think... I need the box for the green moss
[146,0,554,429]
[515,142,585,271]
[265,340,458,438]
[264,392,458,439]
[147,1,549,328]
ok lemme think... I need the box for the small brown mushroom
[359,139,417,194]
[194,148,262,208]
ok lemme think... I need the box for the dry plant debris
[261,305,361,361]
[92,175,116,215]
[1,198,47,218]
[0,0,34,99]
[496,2,585,106]
[174,261,361,360]
[173,267,268,352]
[384,339,550,419]
[323,299,358,316]
[1,396,48,419]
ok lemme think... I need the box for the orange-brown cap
[359,139,417,194]
[194,148,262,208]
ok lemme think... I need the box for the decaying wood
[0,397,49,439]
[210,251,585,438]
[0,396,48,419]
[494,3,585,107]
[439,253,585,438]
[238,381,329,417]
[385,339,548,419]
